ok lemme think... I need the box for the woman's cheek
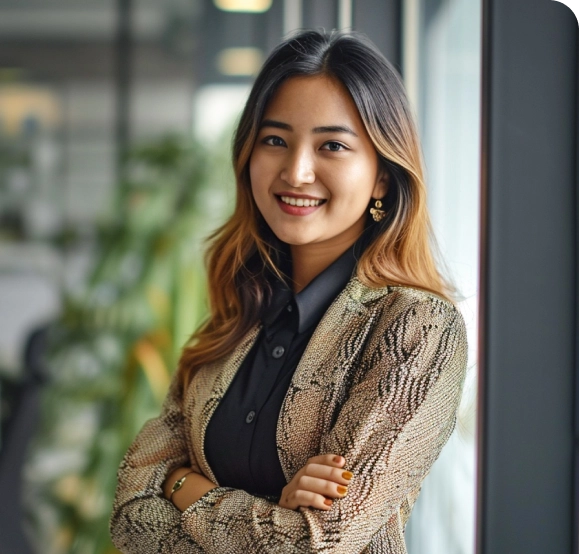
[249,163,267,203]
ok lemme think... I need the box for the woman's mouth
[275,195,327,215]
[279,195,325,207]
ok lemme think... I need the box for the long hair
[177,29,454,388]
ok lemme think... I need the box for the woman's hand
[162,467,217,512]
[279,454,353,511]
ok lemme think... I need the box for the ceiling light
[217,48,264,77]
[213,0,272,13]
[0,84,60,135]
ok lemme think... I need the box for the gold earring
[370,199,385,222]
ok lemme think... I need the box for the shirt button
[286,304,293,312]
[272,345,285,358]
[245,410,256,424]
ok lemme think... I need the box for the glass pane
[1,1,482,552]
[402,1,481,553]
[0,1,200,552]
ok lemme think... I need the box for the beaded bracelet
[169,471,195,501]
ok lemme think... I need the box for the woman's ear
[372,169,389,200]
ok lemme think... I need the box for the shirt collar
[261,227,373,334]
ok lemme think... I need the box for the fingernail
[342,471,353,481]
[324,498,333,506]
[337,485,348,495]
[333,456,343,463]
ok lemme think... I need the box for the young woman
[110,30,468,554]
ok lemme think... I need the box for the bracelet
[169,471,195,501]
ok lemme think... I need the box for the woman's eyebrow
[260,119,292,131]
[259,119,358,137]
[313,125,358,137]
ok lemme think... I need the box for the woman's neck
[289,233,361,294]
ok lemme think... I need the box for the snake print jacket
[109,278,468,554]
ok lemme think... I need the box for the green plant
[25,133,234,554]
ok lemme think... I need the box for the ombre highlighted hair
[178,29,455,387]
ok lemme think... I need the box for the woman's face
[249,74,388,254]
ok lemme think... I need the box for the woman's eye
[263,136,286,147]
[322,141,347,152]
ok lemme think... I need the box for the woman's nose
[280,149,315,186]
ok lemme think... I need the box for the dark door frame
[477,1,578,553]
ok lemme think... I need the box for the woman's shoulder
[347,277,459,309]
[386,284,458,310]
[347,278,466,332]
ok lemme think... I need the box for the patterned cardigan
[110,278,468,554]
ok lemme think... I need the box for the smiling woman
[110,29,468,554]
[250,75,388,292]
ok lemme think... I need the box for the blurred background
[0,0,481,553]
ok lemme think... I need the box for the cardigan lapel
[186,323,262,484]
[276,278,389,481]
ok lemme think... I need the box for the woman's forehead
[261,75,364,131]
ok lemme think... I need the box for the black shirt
[204,231,372,497]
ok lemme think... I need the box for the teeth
[280,196,323,207]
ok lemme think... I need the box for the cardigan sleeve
[109,371,205,554]
[178,296,469,554]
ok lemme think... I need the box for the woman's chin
[266,227,319,247]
